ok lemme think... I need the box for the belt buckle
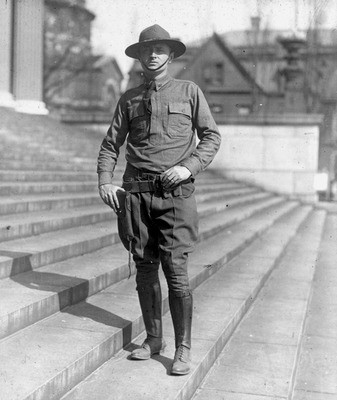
[154,176,160,192]
[156,176,171,198]
[153,175,163,196]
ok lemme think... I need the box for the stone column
[12,0,48,114]
[0,0,15,107]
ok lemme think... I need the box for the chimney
[278,36,307,113]
[251,16,261,31]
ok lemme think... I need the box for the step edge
[0,197,288,338]
[0,196,284,279]
[0,204,311,400]
[59,205,312,400]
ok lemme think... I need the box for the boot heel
[160,339,167,354]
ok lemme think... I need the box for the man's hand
[161,166,191,190]
[99,184,125,213]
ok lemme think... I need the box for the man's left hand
[161,166,191,190]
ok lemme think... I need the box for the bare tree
[43,1,95,106]
[43,31,92,102]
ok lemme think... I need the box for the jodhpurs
[117,170,199,298]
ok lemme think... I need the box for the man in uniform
[97,24,221,375]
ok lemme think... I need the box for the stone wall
[210,114,323,202]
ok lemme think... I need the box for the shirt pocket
[127,102,149,144]
[168,101,192,137]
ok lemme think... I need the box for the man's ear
[169,52,174,63]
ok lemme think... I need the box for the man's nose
[149,47,157,56]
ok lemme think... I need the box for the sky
[86,0,337,76]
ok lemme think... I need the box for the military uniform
[97,25,221,375]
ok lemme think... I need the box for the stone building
[0,0,48,114]
[0,0,123,118]
[44,0,123,120]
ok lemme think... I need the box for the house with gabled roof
[125,26,337,197]
[126,32,283,119]
[176,32,275,117]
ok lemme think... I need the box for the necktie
[144,81,156,114]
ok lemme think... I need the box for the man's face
[139,42,172,72]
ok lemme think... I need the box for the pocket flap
[168,102,191,118]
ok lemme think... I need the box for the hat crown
[139,24,171,43]
[125,24,186,59]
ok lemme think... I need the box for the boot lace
[175,345,189,363]
[141,338,152,350]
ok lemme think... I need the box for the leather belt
[123,179,159,193]
[123,177,192,194]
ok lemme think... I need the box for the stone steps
[0,193,285,338]
[0,160,97,171]
[3,169,238,183]
[0,115,103,163]
[0,187,266,242]
[0,204,113,242]
[0,177,244,196]
[0,181,100,196]
[0,218,117,279]
[1,194,282,281]
[55,204,316,400]
[0,192,104,215]
[291,212,337,399]
[1,104,331,400]
[0,198,305,400]
[193,208,326,400]
[0,170,98,182]
[0,181,253,215]
[1,152,96,163]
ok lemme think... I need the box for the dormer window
[203,62,224,86]
[214,63,224,85]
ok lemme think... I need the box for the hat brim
[125,39,186,59]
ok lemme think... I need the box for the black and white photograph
[0,0,336,399]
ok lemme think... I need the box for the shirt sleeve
[96,95,129,186]
[180,85,221,176]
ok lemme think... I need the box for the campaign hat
[125,24,186,59]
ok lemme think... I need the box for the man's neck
[143,69,169,82]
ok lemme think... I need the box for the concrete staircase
[0,108,335,400]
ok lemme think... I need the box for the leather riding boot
[131,281,166,360]
[169,292,193,375]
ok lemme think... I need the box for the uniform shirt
[97,75,221,185]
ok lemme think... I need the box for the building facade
[0,0,48,114]
[125,24,337,197]
[44,0,123,120]
[0,0,123,118]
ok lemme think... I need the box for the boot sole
[130,351,164,360]
[130,354,151,360]
[130,345,166,360]
[170,368,191,375]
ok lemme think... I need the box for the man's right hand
[98,184,125,213]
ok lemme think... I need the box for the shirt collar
[145,74,173,91]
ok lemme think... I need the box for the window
[203,62,224,86]
[236,104,251,115]
[210,103,223,114]
[214,63,224,85]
